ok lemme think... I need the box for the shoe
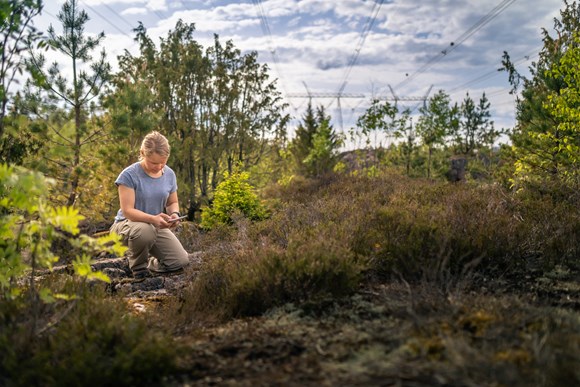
[133,270,152,279]
[150,267,185,277]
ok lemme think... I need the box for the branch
[42,156,70,170]
[35,300,78,336]
[48,124,74,146]
[80,128,107,146]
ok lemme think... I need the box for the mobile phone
[168,215,188,223]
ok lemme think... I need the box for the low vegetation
[177,172,579,320]
[1,286,179,386]
[1,169,579,386]
[165,172,578,385]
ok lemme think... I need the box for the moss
[495,349,533,365]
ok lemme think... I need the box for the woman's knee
[128,222,157,242]
[176,248,189,268]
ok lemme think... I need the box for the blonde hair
[140,131,170,159]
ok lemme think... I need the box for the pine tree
[291,103,342,177]
[115,22,288,214]
[303,116,343,177]
[25,0,110,206]
[454,92,497,155]
[291,102,318,175]
[0,0,43,163]
[0,0,42,137]
[501,0,580,192]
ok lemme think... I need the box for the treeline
[1,0,580,222]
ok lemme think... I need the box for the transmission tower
[287,84,434,131]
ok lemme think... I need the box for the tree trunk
[427,146,433,179]
[67,103,82,207]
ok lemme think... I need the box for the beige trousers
[110,220,189,274]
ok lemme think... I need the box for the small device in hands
[168,215,188,223]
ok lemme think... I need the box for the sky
[36,0,565,143]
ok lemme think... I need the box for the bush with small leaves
[201,170,269,230]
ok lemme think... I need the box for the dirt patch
[156,279,580,386]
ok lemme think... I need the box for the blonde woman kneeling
[110,131,189,279]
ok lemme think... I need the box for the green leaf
[73,261,92,277]
[73,255,111,283]
[86,271,111,283]
[53,293,78,301]
[39,288,57,304]
[46,206,84,235]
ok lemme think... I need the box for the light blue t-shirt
[114,162,178,222]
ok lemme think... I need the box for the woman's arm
[118,185,171,228]
[165,191,181,227]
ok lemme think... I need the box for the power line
[326,0,385,130]
[449,48,538,94]
[287,91,431,102]
[101,3,135,30]
[396,0,518,90]
[78,0,133,38]
[152,10,167,21]
[486,87,515,98]
[42,9,58,20]
[251,0,296,111]
[337,0,385,96]
[287,85,433,131]
[450,0,517,52]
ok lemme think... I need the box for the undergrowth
[175,172,580,322]
[173,283,580,386]
[0,282,179,386]
[2,171,578,386]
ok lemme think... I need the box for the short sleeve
[115,168,136,189]
[171,173,178,193]
[166,167,178,193]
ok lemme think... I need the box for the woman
[110,131,189,279]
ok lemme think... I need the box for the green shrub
[201,170,269,230]
[0,164,140,386]
[0,164,126,300]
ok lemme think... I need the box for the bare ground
[117,263,580,387]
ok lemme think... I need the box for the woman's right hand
[151,213,172,229]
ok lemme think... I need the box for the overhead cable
[251,0,296,110]
[78,0,133,38]
[337,0,385,96]
[449,47,538,94]
[396,0,518,90]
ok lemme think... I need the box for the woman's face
[141,152,168,175]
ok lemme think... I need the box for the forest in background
[1,0,579,386]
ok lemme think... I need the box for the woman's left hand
[167,213,181,228]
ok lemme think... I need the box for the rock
[102,267,127,279]
[113,276,163,293]
[447,156,468,183]
[37,252,202,301]
[97,253,201,298]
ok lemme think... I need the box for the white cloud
[35,0,566,131]
[82,0,146,5]
[146,0,168,12]
[122,7,148,16]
